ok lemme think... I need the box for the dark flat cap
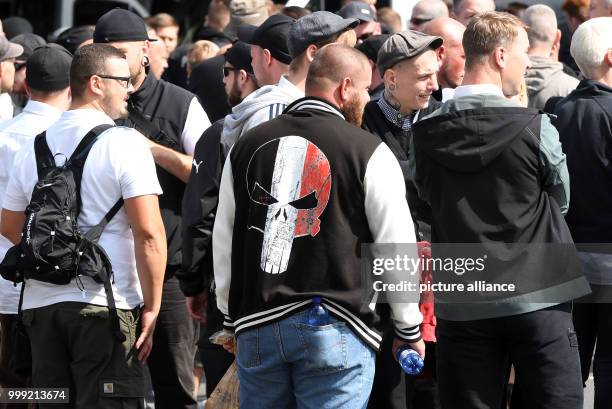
[288,11,359,58]
[26,45,72,91]
[94,8,157,43]
[239,14,294,64]
[377,30,442,73]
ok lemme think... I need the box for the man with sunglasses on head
[94,8,211,409]
[338,1,381,44]
[0,43,166,409]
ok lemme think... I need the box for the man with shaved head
[422,17,466,101]
[213,43,424,407]
[451,0,495,25]
[522,4,579,109]
[410,0,449,31]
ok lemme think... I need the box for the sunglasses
[222,66,241,77]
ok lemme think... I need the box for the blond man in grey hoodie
[522,4,579,109]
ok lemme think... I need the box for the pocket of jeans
[237,329,260,369]
[294,321,348,374]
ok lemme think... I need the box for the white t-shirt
[0,100,63,314]
[2,109,162,311]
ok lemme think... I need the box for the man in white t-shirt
[0,43,167,409]
[0,44,71,389]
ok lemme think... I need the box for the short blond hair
[463,11,525,67]
[188,40,220,67]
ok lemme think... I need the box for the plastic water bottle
[307,296,330,326]
[396,346,424,375]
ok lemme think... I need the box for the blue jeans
[236,309,376,409]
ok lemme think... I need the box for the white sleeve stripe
[212,154,236,319]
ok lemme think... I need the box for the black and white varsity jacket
[213,97,423,350]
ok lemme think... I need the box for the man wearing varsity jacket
[213,44,423,408]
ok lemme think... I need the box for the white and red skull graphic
[247,136,331,274]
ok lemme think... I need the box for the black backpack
[0,124,126,342]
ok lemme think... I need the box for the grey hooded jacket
[525,55,579,110]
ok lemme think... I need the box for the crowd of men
[0,0,611,408]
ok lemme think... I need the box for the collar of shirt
[286,97,345,119]
[377,96,415,131]
[21,100,63,119]
[129,71,157,109]
[277,75,305,100]
[60,108,116,126]
[453,84,504,99]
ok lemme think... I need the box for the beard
[341,95,365,126]
[227,80,242,107]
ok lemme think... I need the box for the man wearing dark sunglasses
[10,33,46,116]
[409,0,449,31]
[180,39,259,398]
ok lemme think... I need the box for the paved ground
[196,377,596,408]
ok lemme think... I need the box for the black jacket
[117,72,195,269]
[412,97,590,320]
[362,99,441,241]
[214,97,423,350]
[555,80,612,243]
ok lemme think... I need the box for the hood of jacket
[221,84,298,146]
[414,98,541,173]
[525,56,566,95]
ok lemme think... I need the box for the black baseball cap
[56,26,95,54]
[94,8,157,43]
[238,14,294,64]
[225,41,254,74]
[26,45,72,92]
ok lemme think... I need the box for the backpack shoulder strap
[84,198,124,243]
[34,132,55,179]
[70,124,114,163]
[127,102,182,151]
